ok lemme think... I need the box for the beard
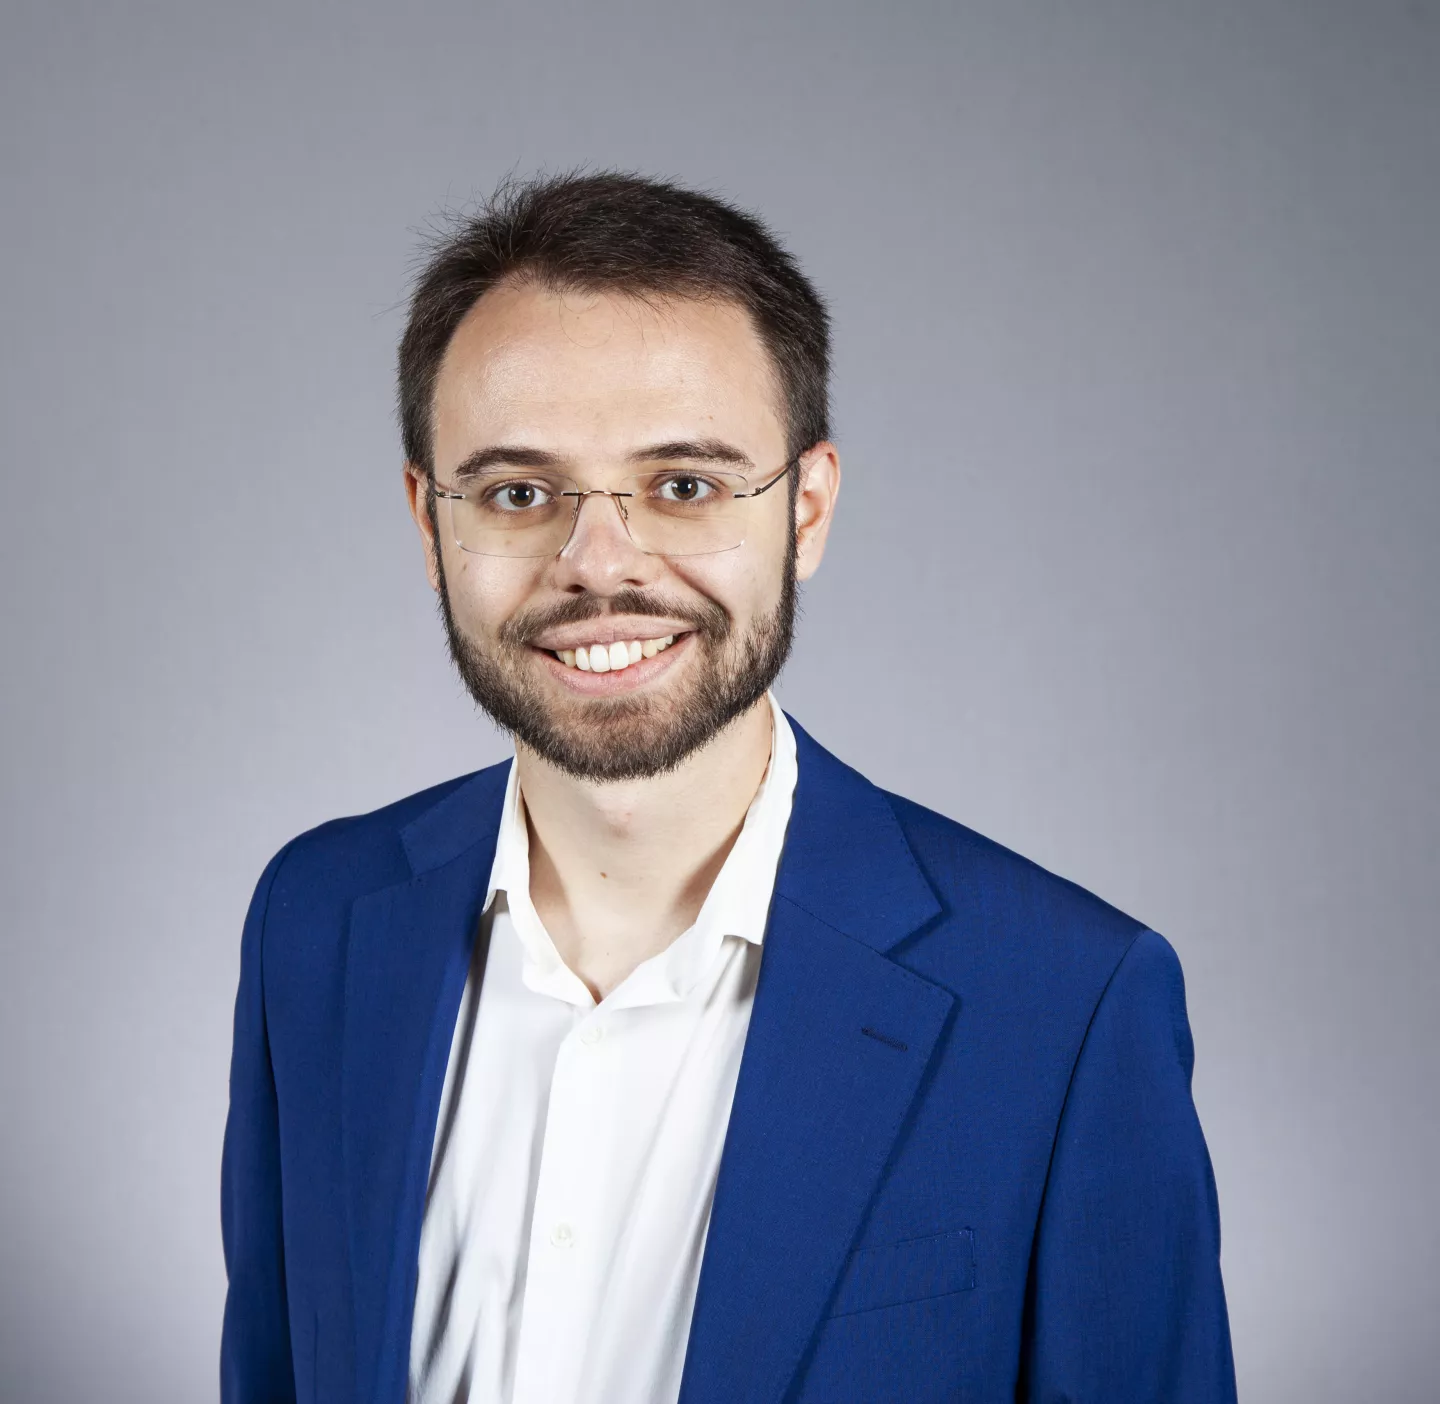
[434,541,797,783]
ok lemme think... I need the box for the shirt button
[580,1024,605,1047]
[550,1221,576,1248]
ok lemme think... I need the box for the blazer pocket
[828,1228,976,1318]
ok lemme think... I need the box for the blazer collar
[399,758,511,875]
[776,713,942,949]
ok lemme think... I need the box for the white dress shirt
[408,693,798,1404]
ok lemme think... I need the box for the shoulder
[257,762,505,914]
[237,762,510,1017]
[864,786,1203,1106]
[878,784,1156,1002]
[785,713,1150,981]
[885,788,1143,943]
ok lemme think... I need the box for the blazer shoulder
[880,787,1148,968]
[263,762,505,907]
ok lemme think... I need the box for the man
[221,172,1236,1404]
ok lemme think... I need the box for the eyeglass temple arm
[732,456,799,499]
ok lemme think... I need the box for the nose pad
[559,490,642,558]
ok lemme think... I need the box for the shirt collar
[484,692,798,1008]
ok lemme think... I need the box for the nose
[549,490,660,595]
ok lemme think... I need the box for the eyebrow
[450,438,757,479]
[628,439,756,471]
[451,445,565,478]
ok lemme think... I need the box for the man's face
[407,281,837,781]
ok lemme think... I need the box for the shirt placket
[508,1009,619,1404]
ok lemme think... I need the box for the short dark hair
[397,171,831,477]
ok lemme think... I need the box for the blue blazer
[221,716,1236,1403]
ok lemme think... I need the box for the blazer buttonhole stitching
[860,1026,908,1051]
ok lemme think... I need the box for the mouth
[530,630,694,692]
[548,633,678,674]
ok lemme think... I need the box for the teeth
[554,636,678,673]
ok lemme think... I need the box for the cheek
[443,548,539,629]
[669,545,783,623]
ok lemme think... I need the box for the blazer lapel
[679,719,956,1404]
[341,761,510,1404]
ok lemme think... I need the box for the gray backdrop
[2,2,1437,1400]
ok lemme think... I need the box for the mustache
[498,588,731,647]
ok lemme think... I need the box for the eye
[655,473,717,503]
[483,479,556,512]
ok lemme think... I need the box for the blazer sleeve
[1020,928,1238,1404]
[220,842,299,1404]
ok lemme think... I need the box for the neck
[515,695,776,1001]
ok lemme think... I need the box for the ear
[793,442,841,582]
[404,463,443,594]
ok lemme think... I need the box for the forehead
[430,281,785,467]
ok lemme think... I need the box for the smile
[551,635,677,673]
